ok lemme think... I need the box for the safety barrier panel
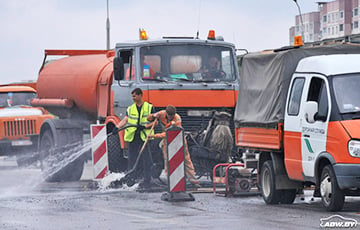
[161,126,194,202]
[90,124,108,179]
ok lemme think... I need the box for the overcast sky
[0,0,320,84]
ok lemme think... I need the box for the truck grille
[3,120,37,137]
[155,107,235,134]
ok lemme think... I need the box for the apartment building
[290,0,360,44]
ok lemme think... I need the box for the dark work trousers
[127,131,152,183]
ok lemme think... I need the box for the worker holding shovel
[113,88,156,189]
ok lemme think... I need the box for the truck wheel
[16,143,38,167]
[107,131,127,173]
[260,160,282,204]
[39,129,84,182]
[279,189,297,204]
[320,165,345,211]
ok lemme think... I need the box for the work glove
[137,125,146,131]
[112,126,120,135]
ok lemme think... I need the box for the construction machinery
[32,30,240,182]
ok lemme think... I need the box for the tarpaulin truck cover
[234,43,360,128]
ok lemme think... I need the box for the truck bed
[235,123,283,151]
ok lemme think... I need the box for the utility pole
[106,0,110,50]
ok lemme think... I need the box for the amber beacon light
[139,29,148,40]
[293,35,303,46]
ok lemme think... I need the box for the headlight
[348,140,360,158]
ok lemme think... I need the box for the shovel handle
[138,118,157,155]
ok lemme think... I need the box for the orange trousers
[161,138,197,181]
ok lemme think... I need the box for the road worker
[113,88,156,189]
[147,105,200,187]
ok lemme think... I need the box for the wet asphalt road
[0,156,359,230]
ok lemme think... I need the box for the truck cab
[0,86,54,165]
[112,35,239,134]
[284,54,360,210]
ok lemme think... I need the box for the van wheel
[260,160,282,204]
[320,165,345,211]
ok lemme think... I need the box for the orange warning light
[208,30,215,40]
[294,35,303,46]
[139,29,148,40]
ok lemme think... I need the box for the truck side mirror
[113,56,124,81]
[304,101,318,123]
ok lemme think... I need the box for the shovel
[110,118,158,188]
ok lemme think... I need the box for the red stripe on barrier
[95,166,108,179]
[93,142,106,164]
[168,147,184,175]
[167,129,181,143]
[171,177,185,192]
[91,125,103,138]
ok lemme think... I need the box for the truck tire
[320,165,345,211]
[260,160,282,204]
[39,129,84,182]
[107,131,127,173]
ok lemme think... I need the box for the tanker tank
[34,52,114,120]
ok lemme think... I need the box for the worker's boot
[187,176,201,188]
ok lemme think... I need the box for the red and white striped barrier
[167,127,186,192]
[90,124,108,179]
[161,126,194,202]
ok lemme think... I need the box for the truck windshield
[333,74,360,113]
[140,44,236,82]
[0,92,36,107]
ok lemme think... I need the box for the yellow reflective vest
[124,101,154,142]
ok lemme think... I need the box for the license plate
[11,140,32,146]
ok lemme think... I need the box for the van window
[288,77,305,116]
[307,77,328,120]
[333,74,360,113]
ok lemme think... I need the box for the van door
[284,76,307,181]
[284,74,330,180]
[301,75,330,178]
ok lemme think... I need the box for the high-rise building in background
[290,0,360,45]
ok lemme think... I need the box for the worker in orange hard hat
[147,105,200,187]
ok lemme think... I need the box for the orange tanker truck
[32,30,240,182]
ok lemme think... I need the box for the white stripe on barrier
[169,162,184,191]
[168,132,183,160]
[91,127,107,150]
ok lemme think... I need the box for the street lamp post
[106,0,110,50]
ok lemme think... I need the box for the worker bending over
[147,105,199,186]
